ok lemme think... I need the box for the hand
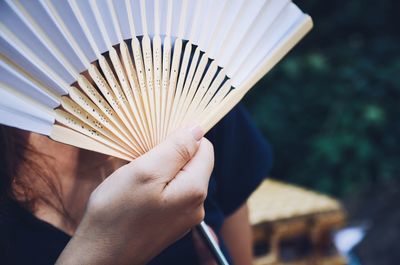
[56,126,214,265]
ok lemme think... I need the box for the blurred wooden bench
[248,179,347,265]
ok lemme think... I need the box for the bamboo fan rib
[0,0,313,161]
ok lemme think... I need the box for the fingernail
[190,125,204,141]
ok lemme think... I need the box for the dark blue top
[0,105,273,265]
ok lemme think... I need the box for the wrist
[56,213,145,265]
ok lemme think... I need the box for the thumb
[129,125,205,182]
[163,138,214,206]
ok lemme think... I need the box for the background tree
[244,0,400,196]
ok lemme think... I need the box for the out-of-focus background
[245,0,400,264]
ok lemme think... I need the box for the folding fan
[0,0,313,161]
[0,1,312,264]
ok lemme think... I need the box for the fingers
[127,126,205,182]
[163,138,214,208]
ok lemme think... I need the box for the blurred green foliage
[244,0,400,197]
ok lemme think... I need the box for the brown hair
[0,125,27,204]
[0,125,73,223]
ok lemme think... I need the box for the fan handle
[195,221,230,265]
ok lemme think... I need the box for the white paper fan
[0,0,313,160]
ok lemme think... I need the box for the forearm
[55,214,148,265]
[220,203,253,265]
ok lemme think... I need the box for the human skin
[22,126,214,265]
[23,125,253,265]
[192,203,253,265]
[221,204,253,265]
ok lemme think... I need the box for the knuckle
[172,136,194,163]
[189,185,208,205]
[125,160,152,183]
[192,206,205,224]
[202,138,215,158]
